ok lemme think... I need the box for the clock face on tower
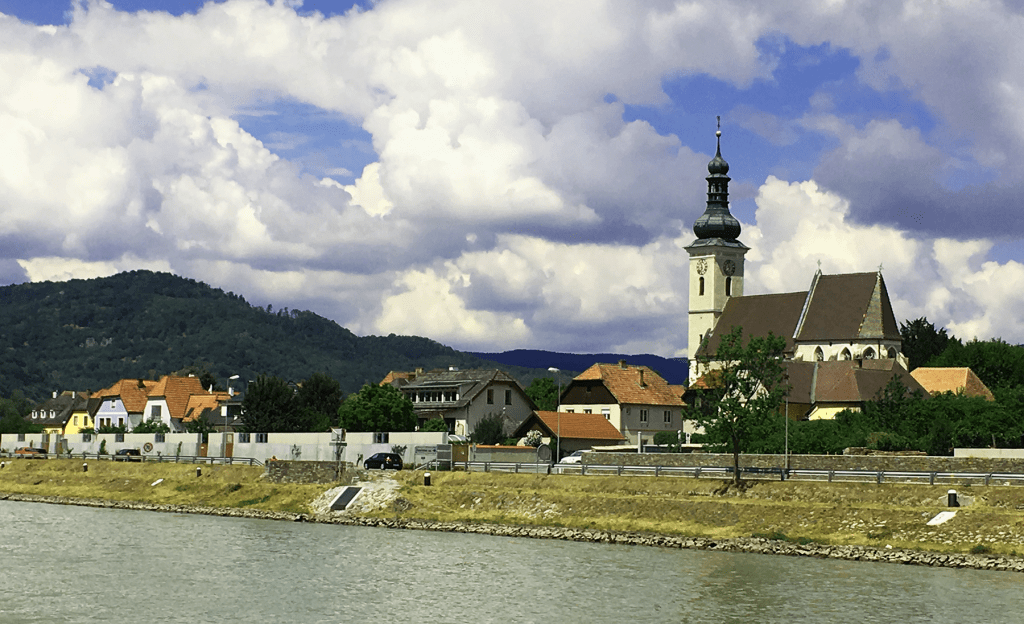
[696,259,708,275]
[723,259,736,276]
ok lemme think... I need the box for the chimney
[52,391,57,399]
[639,369,646,387]
[619,360,627,369]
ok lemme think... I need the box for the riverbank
[3,459,1024,572]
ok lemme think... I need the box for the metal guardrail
[445,461,1024,486]
[0,452,263,466]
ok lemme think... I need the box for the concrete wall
[585,452,1024,473]
[3,431,452,466]
[954,448,1024,459]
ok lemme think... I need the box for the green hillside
[0,270,517,401]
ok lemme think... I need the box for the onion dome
[693,128,741,241]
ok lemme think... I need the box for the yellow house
[28,391,91,434]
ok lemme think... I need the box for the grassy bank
[378,471,1024,557]
[0,458,327,514]
[4,459,1024,558]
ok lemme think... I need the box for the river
[0,500,1021,623]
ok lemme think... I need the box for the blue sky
[2,0,1023,357]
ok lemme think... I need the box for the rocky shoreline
[4,491,1023,573]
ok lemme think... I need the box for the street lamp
[225,375,239,458]
[547,367,561,461]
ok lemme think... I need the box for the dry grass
[6,460,1024,557]
[0,458,330,514]
[382,471,1024,556]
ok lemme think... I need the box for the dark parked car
[113,448,142,462]
[14,447,47,458]
[363,452,403,470]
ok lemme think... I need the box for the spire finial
[878,262,884,273]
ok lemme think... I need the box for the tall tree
[900,317,956,370]
[930,338,1024,390]
[337,383,416,432]
[296,372,343,431]
[525,377,558,411]
[688,327,789,485]
[241,375,300,433]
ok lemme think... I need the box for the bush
[471,414,506,445]
[421,418,449,432]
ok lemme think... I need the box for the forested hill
[0,270,512,401]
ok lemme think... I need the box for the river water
[1,500,1022,623]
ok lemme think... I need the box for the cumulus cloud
[1,0,1024,359]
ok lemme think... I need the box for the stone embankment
[4,491,1023,574]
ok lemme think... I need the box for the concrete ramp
[329,486,362,511]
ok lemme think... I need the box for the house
[28,391,90,435]
[383,367,536,437]
[181,390,244,432]
[92,375,237,432]
[910,367,995,401]
[686,127,907,381]
[512,410,627,458]
[143,375,219,432]
[558,361,689,447]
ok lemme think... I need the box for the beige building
[558,361,690,447]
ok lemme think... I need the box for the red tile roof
[95,379,158,413]
[574,363,684,406]
[532,411,626,441]
[910,367,995,401]
[148,375,209,420]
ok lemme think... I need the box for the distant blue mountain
[467,349,689,385]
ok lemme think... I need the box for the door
[224,433,233,458]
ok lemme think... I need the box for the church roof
[699,291,807,356]
[794,272,901,342]
[785,359,927,407]
[698,271,901,357]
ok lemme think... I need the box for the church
[685,127,925,419]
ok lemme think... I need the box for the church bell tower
[686,121,748,366]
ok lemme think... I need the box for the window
[238,433,251,443]
[374,432,389,444]
[887,347,898,359]
[255,433,268,443]
[504,389,512,405]
[863,347,876,359]
[640,409,648,423]
[152,405,162,418]
[840,348,852,360]
[602,408,610,420]
[82,433,91,442]
[814,347,824,361]
[487,389,494,404]
[115,433,124,442]
[725,277,732,297]
[566,409,574,413]
[663,410,672,424]
[73,416,78,426]
[155,433,165,443]
[584,409,592,414]
[699,277,705,296]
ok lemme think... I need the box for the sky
[2,0,1024,358]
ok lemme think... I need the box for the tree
[688,327,788,485]
[241,375,300,433]
[470,413,506,445]
[132,419,171,434]
[525,377,558,411]
[183,413,216,434]
[900,317,956,370]
[930,338,1024,391]
[296,372,343,431]
[337,383,416,432]
[420,417,449,432]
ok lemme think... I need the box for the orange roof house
[559,361,688,447]
[92,375,237,432]
[513,410,627,457]
[910,367,995,401]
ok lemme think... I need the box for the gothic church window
[840,348,852,360]
[699,277,704,296]
[863,347,876,359]
[814,347,824,361]
[725,277,732,296]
